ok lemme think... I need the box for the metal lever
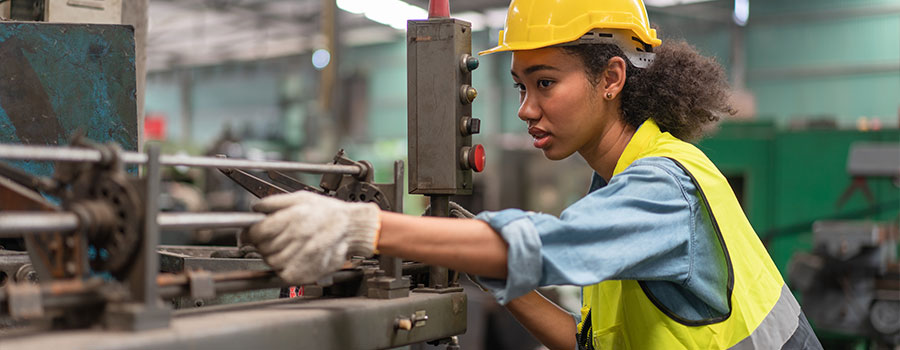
[266,170,327,194]
[218,168,289,199]
[0,161,58,193]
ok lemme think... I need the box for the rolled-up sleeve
[474,158,696,305]
[474,209,544,304]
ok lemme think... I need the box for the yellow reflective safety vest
[577,119,802,349]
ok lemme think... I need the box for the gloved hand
[242,191,381,285]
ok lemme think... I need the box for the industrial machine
[0,1,484,348]
[0,140,466,349]
[787,142,900,348]
[789,220,899,347]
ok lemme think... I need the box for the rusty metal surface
[0,22,137,178]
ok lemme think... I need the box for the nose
[517,93,541,122]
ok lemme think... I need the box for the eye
[537,79,554,88]
[513,82,526,92]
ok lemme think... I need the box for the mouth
[528,127,551,149]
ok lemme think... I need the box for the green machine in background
[699,121,898,272]
[699,121,900,348]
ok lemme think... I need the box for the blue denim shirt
[475,156,730,321]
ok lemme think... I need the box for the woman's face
[510,47,614,161]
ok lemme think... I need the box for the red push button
[460,144,486,172]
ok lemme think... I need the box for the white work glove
[243,191,381,285]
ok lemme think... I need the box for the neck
[579,120,635,181]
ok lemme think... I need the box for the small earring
[605,92,613,99]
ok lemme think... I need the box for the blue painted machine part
[0,22,138,177]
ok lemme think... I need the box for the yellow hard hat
[480,0,662,56]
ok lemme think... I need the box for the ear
[602,56,627,99]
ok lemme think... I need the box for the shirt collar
[588,172,608,193]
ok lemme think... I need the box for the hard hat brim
[479,24,661,56]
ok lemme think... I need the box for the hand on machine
[242,191,381,285]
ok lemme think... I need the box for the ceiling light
[311,49,331,70]
[337,0,427,30]
[733,0,749,26]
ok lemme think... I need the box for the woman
[244,0,822,348]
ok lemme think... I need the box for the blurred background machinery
[789,221,899,348]
[0,0,899,349]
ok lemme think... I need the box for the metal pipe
[0,212,267,236]
[427,195,450,289]
[157,212,266,230]
[0,212,79,236]
[0,145,104,162]
[0,144,363,175]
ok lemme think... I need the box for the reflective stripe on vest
[578,119,802,349]
[730,285,801,350]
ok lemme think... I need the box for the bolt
[16,264,38,283]
[25,271,38,283]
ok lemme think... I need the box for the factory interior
[0,0,898,349]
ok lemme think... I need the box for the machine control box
[407,18,484,195]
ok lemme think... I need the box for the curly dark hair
[562,41,734,142]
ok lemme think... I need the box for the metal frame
[2,292,467,350]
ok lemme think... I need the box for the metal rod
[157,212,266,230]
[0,212,79,236]
[0,212,267,236]
[0,144,363,175]
[427,195,450,288]
[140,144,162,304]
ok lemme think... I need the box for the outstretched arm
[377,211,509,279]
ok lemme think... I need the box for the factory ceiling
[147,0,728,72]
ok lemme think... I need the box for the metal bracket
[6,282,43,319]
[367,269,411,299]
[187,270,215,300]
